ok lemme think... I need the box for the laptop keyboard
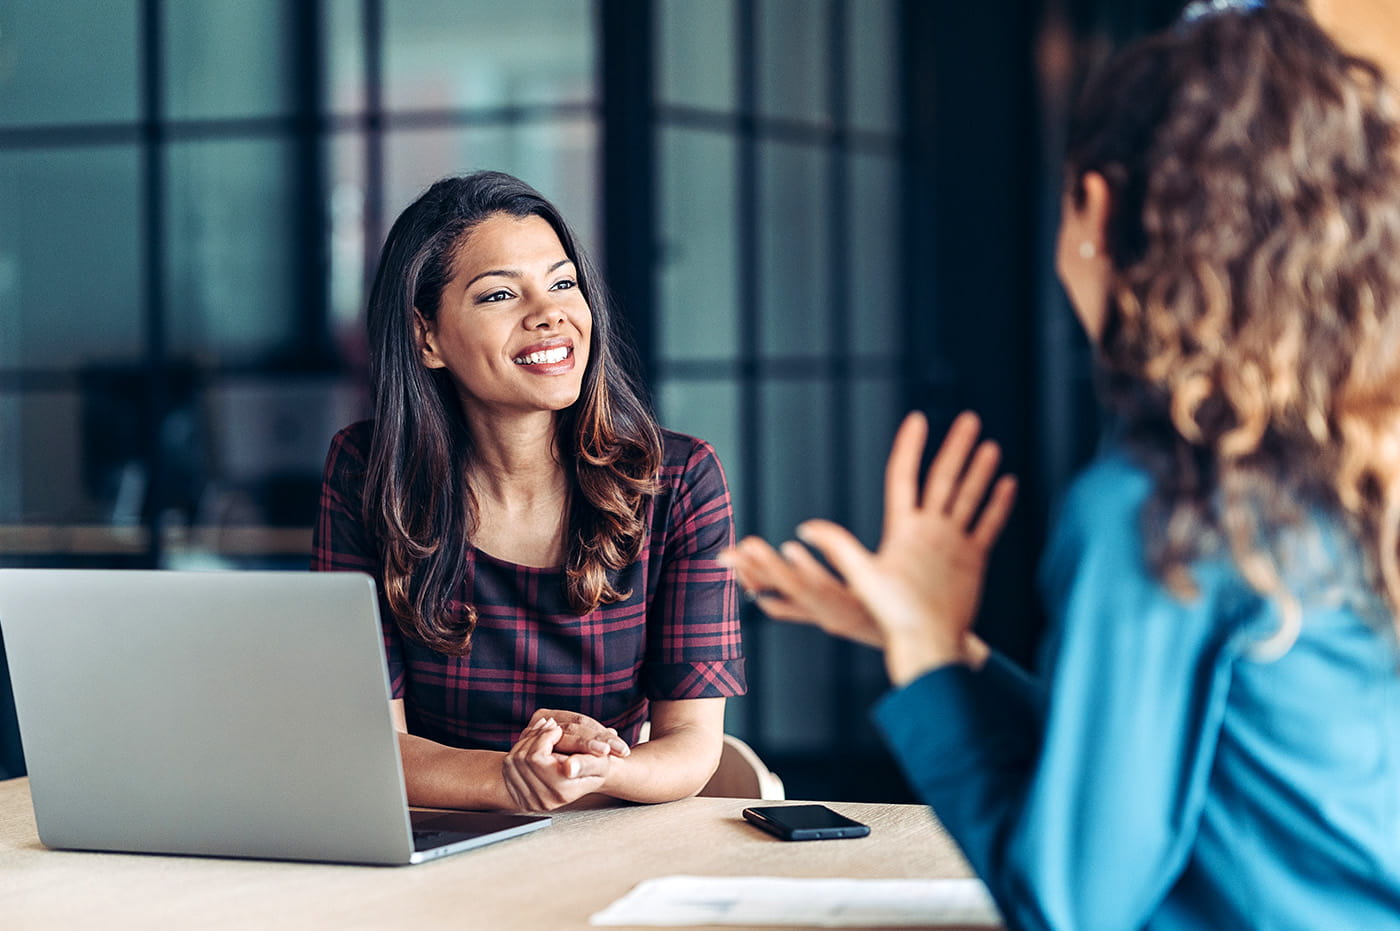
[412,830,451,849]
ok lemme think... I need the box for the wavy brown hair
[364,172,661,654]
[1066,1,1400,648]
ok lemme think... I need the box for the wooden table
[0,777,985,929]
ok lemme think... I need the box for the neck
[462,408,570,507]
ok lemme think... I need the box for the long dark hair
[1066,1,1400,646]
[364,171,662,654]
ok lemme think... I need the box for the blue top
[874,452,1400,930]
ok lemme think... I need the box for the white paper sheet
[588,875,1002,927]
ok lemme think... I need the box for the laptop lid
[0,569,548,865]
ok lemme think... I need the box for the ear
[414,310,446,370]
[1076,171,1112,253]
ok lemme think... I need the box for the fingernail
[568,758,581,778]
[795,523,814,541]
[716,550,734,567]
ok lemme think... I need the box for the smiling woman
[311,172,746,813]
[416,213,593,420]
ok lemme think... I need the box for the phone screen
[742,804,871,841]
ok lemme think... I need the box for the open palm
[796,411,1016,684]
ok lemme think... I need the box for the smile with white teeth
[513,345,571,365]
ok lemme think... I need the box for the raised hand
[792,411,1016,684]
[722,534,885,648]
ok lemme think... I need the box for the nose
[524,300,566,330]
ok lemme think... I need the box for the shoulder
[1050,451,1152,553]
[658,429,728,488]
[1039,450,1158,608]
[323,420,375,477]
[653,429,734,541]
[1040,449,1262,655]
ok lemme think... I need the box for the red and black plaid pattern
[312,421,746,751]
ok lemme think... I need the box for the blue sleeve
[874,459,1245,931]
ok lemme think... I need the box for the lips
[513,345,571,365]
[512,339,575,369]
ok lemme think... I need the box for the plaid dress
[312,421,746,751]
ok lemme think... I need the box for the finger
[503,742,552,811]
[523,710,553,735]
[728,540,810,619]
[795,519,876,591]
[883,412,929,534]
[510,738,570,810]
[515,715,549,743]
[737,536,806,596]
[599,728,630,758]
[779,538,843,589]
[971,475,1018,550]
[562,752,609,780]
[729,537,791,591]
[555,722,604,756]
[547,713,631,758]
[921,411,983,515]
[947,440,1002,527]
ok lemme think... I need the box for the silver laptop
[0,568,549,865]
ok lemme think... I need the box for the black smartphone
[742,804,871,841]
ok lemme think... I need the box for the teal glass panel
[327,132,369,363]
[658,128,739,362]
[850,152,901,358]
[757,0,827,124]
[758,378,833,540]
[761,620,835,752]
[849,376,901,547]
[759,140,830,358]
[0,0,139,127]
[325,0,366,116]
[0,146,143,368]
[656,379,743,524]
[384,0,596,111]
[164,0,295,120]
[849,0,899,133]
[656,0,735,112]
[382,120,600,257]
[166,139,300,361]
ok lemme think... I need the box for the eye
[549,278,577,292]
[478,288,513,304]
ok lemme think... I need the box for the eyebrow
[464,258,574,290]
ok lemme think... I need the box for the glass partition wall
[0,0,906,796]
[653,0,904,790]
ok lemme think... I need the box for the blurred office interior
[0,0,1394,795]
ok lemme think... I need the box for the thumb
[794,520,876,588]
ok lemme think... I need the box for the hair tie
[1179,0,1266,27]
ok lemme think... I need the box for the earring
[1078,241,1097,260]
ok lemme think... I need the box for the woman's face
[418,212,592,421]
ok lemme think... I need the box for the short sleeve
[311,421,406,698]
[643,435,747,700]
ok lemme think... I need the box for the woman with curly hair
[725,1,1400,926]
[314,171,745,812]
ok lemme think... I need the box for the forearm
[599,723,722,804]
[397,732,516,811]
